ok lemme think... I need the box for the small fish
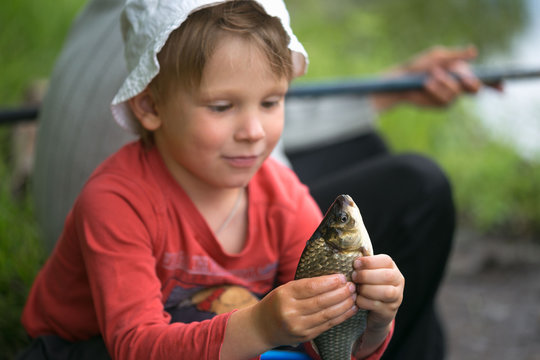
[295,194,373,360]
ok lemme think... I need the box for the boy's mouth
[223,155,260,168]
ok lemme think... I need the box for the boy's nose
[235,111,265,142]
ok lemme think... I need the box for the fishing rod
[0,107,39,125]
[286,66,540,97]
[1,66,540,125]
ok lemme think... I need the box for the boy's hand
[223,259,402,359]
[253,274,358,348]
[222,274,358,359]
[351,254,405,357]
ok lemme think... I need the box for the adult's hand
[372,45,498,111]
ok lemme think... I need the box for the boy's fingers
[285,301,359,343]
[354,267,403,286]
[353,254,394,270]
[355,293,401,317]
[305,303,358,335]
[292,274,348,299]
[352,255,404,297]
[300,282,357,316]
[300,292,358,328]
[356,283,403,304]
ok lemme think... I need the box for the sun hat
[111,0,309,133]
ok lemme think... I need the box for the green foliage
[288,0,527,78]
[361,0,526,60]
[287,0,394,78]
[0,0,85,356]
[378,102,540,237]
[0,0,86,105]
[0,128,45,358]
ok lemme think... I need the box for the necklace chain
[215,188,244,235]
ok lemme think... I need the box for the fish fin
[310,340,319,356]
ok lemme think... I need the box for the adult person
[32,0,484,358]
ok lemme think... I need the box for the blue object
[260,350,312,359]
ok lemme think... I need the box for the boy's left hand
[352,254,404,332]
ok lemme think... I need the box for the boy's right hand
[253,274,358,348]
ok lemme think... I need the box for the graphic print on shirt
[161,251,278,323]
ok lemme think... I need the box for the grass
[0,153,43,357]
[0,0,86,357]
[1,0,539,357]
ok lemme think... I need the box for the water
[475,0,540,160]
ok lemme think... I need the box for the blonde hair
[137,0,293,143]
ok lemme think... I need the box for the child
[20,1,404,359]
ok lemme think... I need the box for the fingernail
[337,274,347,283]
[351,271,358,282]
[348,282,356,293]
[354,259,362,269]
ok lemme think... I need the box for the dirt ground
[437,228,540,360]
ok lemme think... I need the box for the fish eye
[338,213,349,223]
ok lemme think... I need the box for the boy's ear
[128,89,161,131]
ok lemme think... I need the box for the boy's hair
[136,0,293,143]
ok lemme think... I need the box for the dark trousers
[286,132,454,360]
[16,336,110,360]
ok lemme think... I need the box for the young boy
[20,1,404,359]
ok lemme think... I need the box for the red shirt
[22,140,392,359]
[22,141,323,359]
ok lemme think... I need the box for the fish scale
[295,194,373,360]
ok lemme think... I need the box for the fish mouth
[336,194,354,208]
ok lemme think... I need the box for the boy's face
[151,35,289,190]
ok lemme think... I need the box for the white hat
[111,0,309,133]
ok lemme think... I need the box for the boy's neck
[185,186,248,254]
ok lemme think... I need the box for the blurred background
[1,0,539,358]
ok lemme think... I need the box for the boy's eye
[208,103,232,113]
[261,101,277,109]
[261,97,282,109]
